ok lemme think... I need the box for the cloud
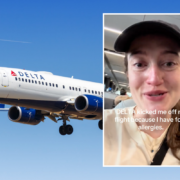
[0,39,31,43]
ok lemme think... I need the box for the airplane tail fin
[0,104,9,111]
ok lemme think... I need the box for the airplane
[0,67,103,135]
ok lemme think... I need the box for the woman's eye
[134,63,146,68]
[163,62,176,67]
[161,61,179,70]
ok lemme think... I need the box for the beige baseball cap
[114,20,180,53]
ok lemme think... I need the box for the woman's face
[127,34,180,112]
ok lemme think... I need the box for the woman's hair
[168,103,180,160]
[124,53,180,160]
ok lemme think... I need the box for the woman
[104,20,180,165]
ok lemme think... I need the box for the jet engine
[74,95,102,116]
[8,106,44,125]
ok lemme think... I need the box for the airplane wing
[65,97,76,105]
[66,99,75,105]
[0,94,103,135]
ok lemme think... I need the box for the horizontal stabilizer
[0,104,5,108]
[0,108,9,111]
[0,104,9,111]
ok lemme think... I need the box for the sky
[0,0,180,180]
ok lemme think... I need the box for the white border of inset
[103,13,180,167]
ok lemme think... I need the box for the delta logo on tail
[11,71,17,76]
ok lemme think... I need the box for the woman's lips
[143,91,167,101]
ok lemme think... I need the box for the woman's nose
[146,64,164,86]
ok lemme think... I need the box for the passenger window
[22,78,24,82]
[63,85,65,89]
[88,90,90,93]
[15,77,17,81]
[56,84,58,88]
[46,82,48,86]
[29,79,31,83]
[92,90,94,94]
[25,79,27,82]
[32,80,34,83]
[84,89,86,92]
[42,82,44,85]
[101,92,103,96]
[52,83,54,87]
[79,88,81,91]
[35,81,37,84]
[72,87,74,90]
[19,78,21,81]
[95,91,97,94]
[69,86,71,90]
[75,87,77,91]
[39,81,41,84]
[49,83,51,86]
[98,91,100,95]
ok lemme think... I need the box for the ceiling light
[104,27,122,34]
[104,50,125,57]
[118,82,128,85]
[113,70,125,74]
[119,84,127,87]
[118,82,129,87]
